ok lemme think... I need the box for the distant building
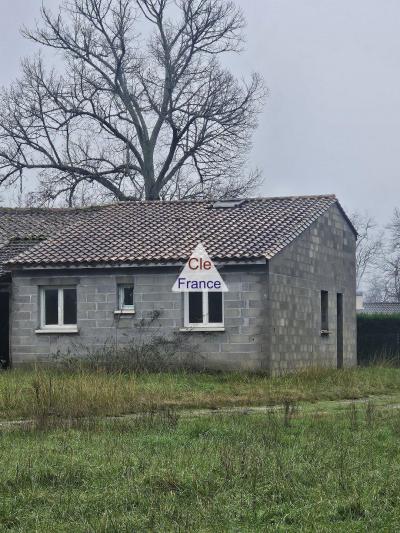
[358,302,400,315]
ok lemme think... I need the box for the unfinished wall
[10,265,268,371]
[267,204,357,374]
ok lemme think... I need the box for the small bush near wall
[52,311,200,373]
[357,314,400,365]
[54,334,196,373]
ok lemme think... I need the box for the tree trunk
[142,144,159,200]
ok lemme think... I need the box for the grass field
[1,366,400,531]
[1,365,400,421]
[1,403,400,531]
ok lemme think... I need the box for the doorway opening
[0,291,10,368]
[337,293,343,369]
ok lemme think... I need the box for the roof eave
[8,257,268,272]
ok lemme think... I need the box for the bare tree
[0,0,265,206]
[364,274,388,303]
[366,258,400,303]
[378,209,400,301]
[351,211,382,289]
[363,209,400,302]
[388,208,400,251]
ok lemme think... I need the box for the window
[117,284,135,312]
[40,287,77,331]
[321,290,329,334]
[184,292,224,330]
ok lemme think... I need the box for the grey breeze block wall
[10,265,269,371]
[267,203,357,374]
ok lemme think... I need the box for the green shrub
[357,314,400,365]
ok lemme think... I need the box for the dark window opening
[118,284,134,310]
[45,288,58,325]
[42,287,77,327]
[321,290,329,332]
[208,292,223,323]
[0,292,10,367]
[337,293,343,368]
[189,292,203,323]
[63,288,77,325]
[123,287,134,307]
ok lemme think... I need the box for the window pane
[45,289,58,325]
[63,288,77,325]
[123,287,134,306]
[208,292,223,323]
[189,292,203,323]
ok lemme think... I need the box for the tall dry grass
[1,365,400,421]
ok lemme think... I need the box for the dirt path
[1,393,400,431]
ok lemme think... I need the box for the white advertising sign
[172,243,228,292]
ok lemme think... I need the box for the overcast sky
[0,0,398,225]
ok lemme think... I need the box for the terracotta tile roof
[0,207,98,243]
[0,240,42,278]
[4,195,349,269]
[0,206,99,278]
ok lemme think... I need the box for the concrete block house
[0,195,357,374]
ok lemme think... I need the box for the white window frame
[116,284,135,314]
[37,286,78,333]
[182,291,224,331]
